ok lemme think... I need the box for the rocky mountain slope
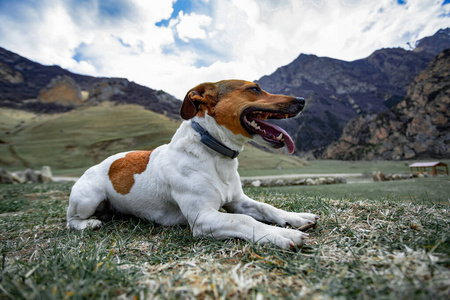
[324,49,450,160]
[413,28,450,55]
[256,28,450,155]
[0,47,181,118]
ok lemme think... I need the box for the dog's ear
[180,90,199,120]
[180,83,218,120]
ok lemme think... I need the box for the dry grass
[0,183,449,299]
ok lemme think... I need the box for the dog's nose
[295,97,305,108]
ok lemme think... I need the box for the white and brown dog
[67,80,318,249]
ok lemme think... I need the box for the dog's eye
[248,86,262,93]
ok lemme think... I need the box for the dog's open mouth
[241,108,297,154]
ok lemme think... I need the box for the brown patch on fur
[108,151,152,195]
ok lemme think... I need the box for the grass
[271,176,450,203]
[239,159,450,177]
[1,182,449,299]
[0,103,180,171]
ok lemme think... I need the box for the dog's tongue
[280,127,295,154]
[275,125,295,154]
[251,118,296,154]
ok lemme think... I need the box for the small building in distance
[409,162,449,176]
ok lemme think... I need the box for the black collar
[191,120,240,159]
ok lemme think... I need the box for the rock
[324,49,450,160]
[293,179,306,185]
[87,79,128,102]
[274,179,285,186]
[251,180,261,187]
[373,171,380,181]
[260,180,269,186]
[404,146,416,159]
[38,75,83,106]
[24,168,39,183]
[373,172,413,182]
[39,166,53,183]
[0,168,14,184]
[414,28,450,54]
[336,177,347,183]
[243,176,347,187]
[11,171,27,184]
[0,61,23,83]
[1,166,54,184]
[306,178,316,185]
[318,177,327,185]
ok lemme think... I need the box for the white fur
[67,115,318,249]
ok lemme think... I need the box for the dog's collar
[191,120,240,159]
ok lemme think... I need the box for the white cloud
[0,0,448,100]
[174,11,213,42]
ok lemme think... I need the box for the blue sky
[0,0,449,99]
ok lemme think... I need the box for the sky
[0,0,449,99]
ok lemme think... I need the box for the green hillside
[0,103,307,175]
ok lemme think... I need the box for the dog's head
[180,80,305,154]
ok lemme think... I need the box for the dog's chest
[211,158,240,200]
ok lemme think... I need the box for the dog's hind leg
[66,180,106,230]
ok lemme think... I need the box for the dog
[67,80,319,249]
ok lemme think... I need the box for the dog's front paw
[68,219,103,230]
[284,212,319,229]
[259,227,308,249]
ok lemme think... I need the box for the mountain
[324,49,450,160]
[414,28,450,55]
[256,28,450,156]
[0,47,181,118]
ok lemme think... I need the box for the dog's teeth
[250,120,262,130]
[276,133,283,140]
[285,114,289,119]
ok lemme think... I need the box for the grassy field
[0,181,449,299]
[1,104,449,299]
[270,176,450,203]
[0,104,181,173]
[239,159,450,177]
